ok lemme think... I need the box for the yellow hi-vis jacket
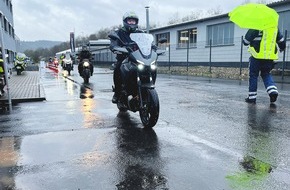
[0,58,4,73]
[248,27,279,60]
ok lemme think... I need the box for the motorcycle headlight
[137,60,145,70]
[83,61,90,67]
[150,61,157,70]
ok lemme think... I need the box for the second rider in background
[78,46,93,76]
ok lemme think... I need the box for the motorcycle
[53,59,59,68]
[14,59,26,75]
[80,59,92,84]
[109,32,166,128]
[63,57,73,76]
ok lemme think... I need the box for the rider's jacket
[79,50,91,62]
[109,27,143,62]
[243,28,285,60]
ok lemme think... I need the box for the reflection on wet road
[1,67,290,189]
[114,112,167,189]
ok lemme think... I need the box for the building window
[207,22,234,46]
[278,10,290,39]
[10,2,13,13]
[0,13,2,28]
[177,28,197,48]
[4,18,7,32]
[8,24,11,36]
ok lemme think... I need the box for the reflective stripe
[249,92,257,95]
[253,37,262,41]
[266,85,278,94]
[266,85,277,90]
[267,89,278,94]
[279,37,284,43]
[244,38,250,45]
[248,95,257,99]
[248,92,257,99]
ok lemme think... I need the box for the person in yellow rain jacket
[0,58,4,74]
[243,27,286,104]
[0,54,6,95]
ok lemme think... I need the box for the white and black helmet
[123,11,139,32]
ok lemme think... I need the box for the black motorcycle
[80,59,92,84]
[109,32,166,128]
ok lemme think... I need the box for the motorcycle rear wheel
[139,89,159,128]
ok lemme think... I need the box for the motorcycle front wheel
[84,77,89,84]
[139,88,159,128]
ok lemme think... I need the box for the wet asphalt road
[1,65,290,190]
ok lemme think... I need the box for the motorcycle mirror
[156,49,166,56]
[108,32,125,45]
[158,38,167,44]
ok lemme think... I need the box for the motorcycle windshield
[130,33,154,56]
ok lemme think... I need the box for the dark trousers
[113,61,123,95]
[248,56,278,100]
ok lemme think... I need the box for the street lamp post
[145,6,150,33]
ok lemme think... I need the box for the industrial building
[0,0,19,64]
[94,1,290,69]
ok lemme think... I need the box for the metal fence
[93,36,290,78]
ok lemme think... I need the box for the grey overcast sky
[13,0,277,42]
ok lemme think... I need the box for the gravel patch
[158,66,249,80]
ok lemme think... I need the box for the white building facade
[0,0,19,63]
[95,1,290,69]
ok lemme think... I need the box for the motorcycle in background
[53,58,59,68]
[14,58,26,75]
[63,57,73,76]
[80,59,92,84]
[109,32,166,128]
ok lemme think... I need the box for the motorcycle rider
[14,53,26,70]
[63,51,73,70]
[109,11,144,103]
[78,45,93,76]
[59,53,65,68]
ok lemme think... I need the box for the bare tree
[206,6,223,16]
[167,12,181,25]
[181,11,203,22]
[256,0,268,4]
[96,28,111,39]
[241,0,251,4]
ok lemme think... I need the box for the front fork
[137,71,155,109]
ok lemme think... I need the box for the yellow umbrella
[229,3,279,30]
